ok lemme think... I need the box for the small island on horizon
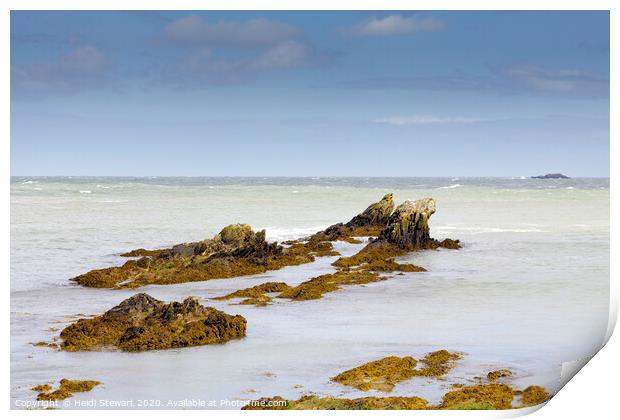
[531,173,571,179]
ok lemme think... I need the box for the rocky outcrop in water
[334,198,459,270]
[531,173,570,179]
[59,293,246,351]
[71,194,459,290]
[373,198,436,247]
[310,193,394,243]
[242,351,552,410]
[72,224,330,288]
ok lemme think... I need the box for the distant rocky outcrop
[531,173,570,179]
[59,293,246,351]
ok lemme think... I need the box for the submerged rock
[243,351,551,410]
[59,293,246,351]
[332,350,463,392]
[213,282,292,306]
[332,356,418,392]
[519,385,551,406]
[487,369,513,381]
[35,379,101,401]
[243,395,429,410]
[277,270,382,301]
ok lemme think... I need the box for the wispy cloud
[374,115,485,126]
[12,45,108,94]
[350,15,444,36]
[165,15,301,48]
[341,64,609,98]
[493,64,609,96]
[177,40,317,84]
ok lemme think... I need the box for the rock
[487,369,512,381]
[345,193,394,229]
[330,351,461,393]
[531,173,570,179]
[311,193,395,242]
[439,384,515,410]
[35,379,101,401]
[59,293,247,351]
[375,198,436,248]
[71,224,317,288]
[213,282,292,306]
[243,395,429,410]
[520,385,551,406]
[171,243,195,257]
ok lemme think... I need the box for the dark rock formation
[334,198,459,270]
[531,173,570,179]
[374,198,436,248]
[72,224,331,288]
[59,293,246,351]
[311,193,395,242]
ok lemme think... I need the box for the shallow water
[10,177,609,409]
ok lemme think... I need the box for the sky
[10,11,610,177]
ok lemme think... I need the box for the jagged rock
[311,194,395,242]
[334,198,459,269]
[59,293,247,351]
[531,173,570,179]
[345,193,394,229]
[375,198,436,248]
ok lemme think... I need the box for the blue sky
[11,11,609,176]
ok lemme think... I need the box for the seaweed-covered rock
[277,270,382,301]
[35,379,101,401]
[213,282,292,306]
[375,198,436,248]
[520,385,551,406]
[71,224,327,288]
[59,293,246,351]
[439,384,515,410]
[334,198,459,271]
[332,350,462,392]
[346,193,394,229]
[487,369,513,382]
[311,193,395,242]
[243,395,429,410]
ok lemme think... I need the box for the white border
[2,1,616,419]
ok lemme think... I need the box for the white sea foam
[438,184,462,189]
[264,226,327,241]
[79,190,92,194]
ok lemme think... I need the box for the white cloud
[374,115,485,125]
[352,15,444,36]
[166,15,301,48]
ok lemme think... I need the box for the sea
[10,176,610,409]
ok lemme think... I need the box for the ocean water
[10,177,610,409]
